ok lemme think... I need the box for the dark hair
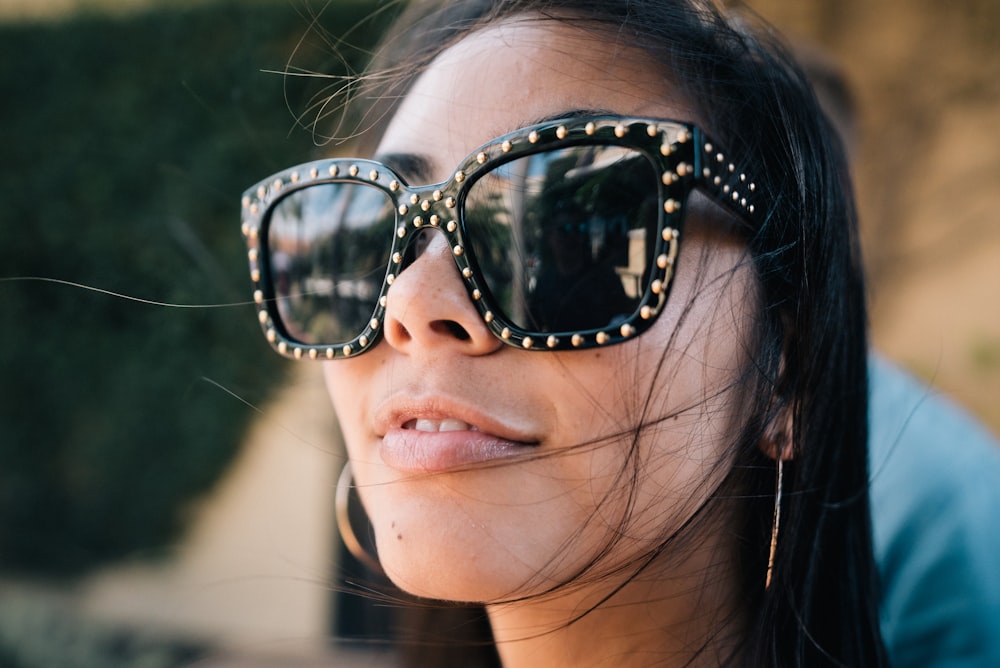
[332,1,886,665]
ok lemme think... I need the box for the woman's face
[324,18,755,603]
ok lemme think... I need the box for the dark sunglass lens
[465,145,660,333]
[264,182,395,345]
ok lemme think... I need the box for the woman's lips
[380,425,536,472]
[375,400,540,473]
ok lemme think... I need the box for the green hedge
[0,0,395,576]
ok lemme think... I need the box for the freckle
[391,521,396,528]
[397,533,403,541]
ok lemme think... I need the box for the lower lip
[380,428,536,472]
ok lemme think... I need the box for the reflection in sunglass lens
[265,182,395,344]
[464,145,660,333]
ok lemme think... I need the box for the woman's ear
[760,310,796,462]
[759,403,795,461]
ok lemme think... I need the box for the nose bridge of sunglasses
[392,182,462,251]
[386,185,481,292]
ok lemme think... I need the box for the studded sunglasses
[241,115,762,360]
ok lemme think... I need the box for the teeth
[412,418,476,432]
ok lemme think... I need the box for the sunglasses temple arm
[692,129,763,228]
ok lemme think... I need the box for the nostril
[433,320,472,341]
[387,318,413,345]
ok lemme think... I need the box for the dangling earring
[765,458,783,590]
[335,462,383,574]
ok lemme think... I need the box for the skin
[324,17,758,666]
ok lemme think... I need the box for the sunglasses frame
[241,115,762,360]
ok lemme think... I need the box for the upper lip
[373,393,541,445]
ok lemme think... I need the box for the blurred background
[0,0,997,666]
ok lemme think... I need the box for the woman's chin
[364,498,573,603]
[376,538,530,603]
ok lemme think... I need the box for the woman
[240,0,887,664]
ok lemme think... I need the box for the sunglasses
[241,115,761,360]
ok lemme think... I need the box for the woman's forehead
[375,17,693,175]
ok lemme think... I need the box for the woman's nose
[382,229,502,357]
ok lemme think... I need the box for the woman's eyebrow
[490,108,617,136]
[528,108,615,127]
[372,152,436,185]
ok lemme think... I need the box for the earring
[335,462,383,574]
[765,458,783,590]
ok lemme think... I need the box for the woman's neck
[486,537,745,667]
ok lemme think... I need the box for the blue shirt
[870,356,1000,667]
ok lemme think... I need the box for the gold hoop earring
[765,458,783,590]
[336,462,383,574]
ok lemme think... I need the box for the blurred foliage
[0,0,396,576]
